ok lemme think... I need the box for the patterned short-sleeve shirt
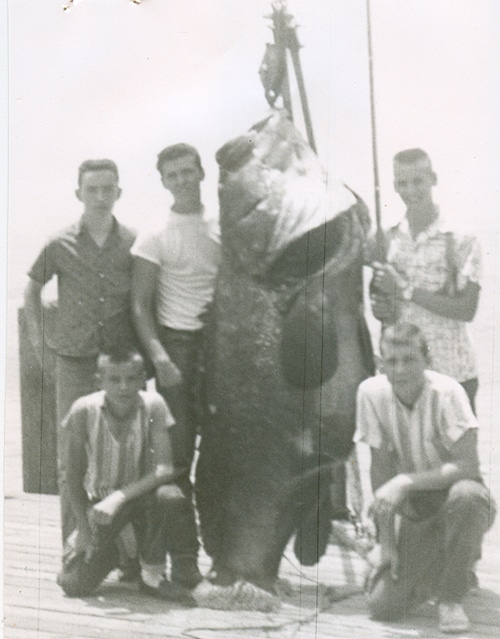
[384,215,481,382]
[28,217,137,357]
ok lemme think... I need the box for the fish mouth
[217,110,362,277]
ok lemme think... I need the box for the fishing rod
[366,0,385,262]
[259,0,317,153]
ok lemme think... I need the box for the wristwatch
[401,283,414,301]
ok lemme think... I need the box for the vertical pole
[366,0,385,261]
[288,42,317,153]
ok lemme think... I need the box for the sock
[140,562,164,589]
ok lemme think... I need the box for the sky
[7,0,499,295]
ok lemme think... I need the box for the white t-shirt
[132,211,220,331]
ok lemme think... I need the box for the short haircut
[393,148,433,171]
[78,159,119,187]
[156,143,203,175]
[380,321,430,364]
[97,347,145,373]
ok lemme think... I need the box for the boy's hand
[91,491,126,526]
[370,292,399,323]
[372,262,407,297]
[153,353,183,389]
[370,474,412,519]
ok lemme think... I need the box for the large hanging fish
[196,110,374,592]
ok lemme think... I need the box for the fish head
[216,110,365,279]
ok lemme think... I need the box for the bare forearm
[132,304,169,363]
[405,460,479,492]
[66,479,92,533]
[23,282,44,350]
[120,464,178,503]
[411,288,477,322]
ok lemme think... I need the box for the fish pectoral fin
[280,286,338,390]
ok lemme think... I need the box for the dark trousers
[368,480,496,620]
[57,482,199,597]
[157,327,206,472]
[156,327,206,558]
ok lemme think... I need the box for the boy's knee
[57,566,97,597]
[57,543,119,597]
[447,480,494,522]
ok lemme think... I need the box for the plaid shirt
[28,217,136,357]
[384,215,481,382]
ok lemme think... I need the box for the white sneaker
[438,602,471,634]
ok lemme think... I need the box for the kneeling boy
[57,348,202,597]
[356,322,495,633]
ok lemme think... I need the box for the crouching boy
[355,322,495,634]
[57,348,202,598]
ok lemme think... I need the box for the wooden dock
[4,489,500,639]
[4,305,500,638]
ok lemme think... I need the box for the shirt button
[99,273,105,278]
[98,321,104,327]
[99,297,105,303]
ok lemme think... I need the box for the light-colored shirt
[384,214,481,382]
[355,370,478,474]
[61,390,174,502]
[131,211,220,331]
[28,218,137,356]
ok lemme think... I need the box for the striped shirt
[60,390,174,501]
[354,370,478,474]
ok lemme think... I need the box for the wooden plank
[18,306,59,495]
[4,627,69,639]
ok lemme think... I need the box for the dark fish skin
[196,111,374,590]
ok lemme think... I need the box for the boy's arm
[372,428,480,518]
[131,256,182,389]
[372,263,479,322]
[61,408,94,557]
[23,279,46,367]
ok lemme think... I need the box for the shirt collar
[399,207,450,242]
[100,390,143,416]
[77,215,119,237]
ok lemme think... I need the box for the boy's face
[381,339,427,405]
[100,360,144,415]
[393,159,436,212]
[76,169,121,216]
[159,154,204,204]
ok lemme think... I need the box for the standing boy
[370,149,481,411]
[355,322,495,633]
[131,144,220,588]
[57,349,198,599]
[24,159,137,541]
